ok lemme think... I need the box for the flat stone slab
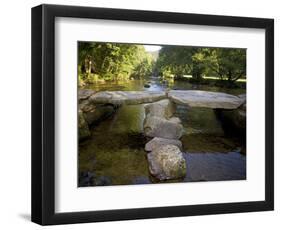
[168,90,243,109]
[89,91,166,105]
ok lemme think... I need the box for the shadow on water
[79,78,246,186]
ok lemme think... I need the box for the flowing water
[79,77,246,186]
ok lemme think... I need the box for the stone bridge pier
[81,89,246,181]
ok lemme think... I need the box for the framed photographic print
[31,4,274,225]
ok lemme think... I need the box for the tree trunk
[88,60,92,78]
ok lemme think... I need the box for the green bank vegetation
[78,42,246,87]
[78,42,154,86]
[156,46,246,85]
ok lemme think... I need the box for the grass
[180,75,246,83]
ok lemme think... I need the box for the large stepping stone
[147,144,186,180]
[143,115,183,139]
[145,137,183,152]
[89,91,166,105]
[168,90,244,109]
[144,99,176,119]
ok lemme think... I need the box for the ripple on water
[184,152,246,182]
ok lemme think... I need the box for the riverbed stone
[79,89,95,101]
[89,91,166,105]
[79,99,96,113]
[143,115,183,139]
[145,137,183,152]
[144,99,176,119]
[168,90,244,109]
[147,144,186,180]
[79,97,117,125]
[84,104,116,125]
[78,110,91,140]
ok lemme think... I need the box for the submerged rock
[145,137,182,152]
[78,171,112,186]
[144,99,176,119]
[147,145,186,180]
[131,176,151,184]
[78,110,91,140]
[84,104,116,125]
[93,176,112,186]
[79,92,118,126]
[143,115,183,139]
[79,171,95,187]
[168,90,244,109]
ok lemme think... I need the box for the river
[79,77,246,186]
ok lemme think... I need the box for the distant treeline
[78,42,246,86]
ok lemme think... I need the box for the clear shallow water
[84,77,245,95]
[184,152,246,182]
[79,77,246,186]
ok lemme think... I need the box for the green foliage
[78,42,154,84]
[156,46,192,78]
[131,54,154,79]
[78,42,246,86]
[210,48,246,82]
[155,46,246,83]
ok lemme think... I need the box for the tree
[78,42,96,80]
[155,46,209,81]
[78,42,155,84]
[132,56,154,79]
[155,46,246,84]
[208,48,246,83]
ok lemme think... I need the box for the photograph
[78,42,247,187]
[30,3,274,225]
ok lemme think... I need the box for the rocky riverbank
[79,89,118,141]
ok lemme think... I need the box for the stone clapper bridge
[80,90,246,181]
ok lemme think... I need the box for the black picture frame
[31,4,274,225]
